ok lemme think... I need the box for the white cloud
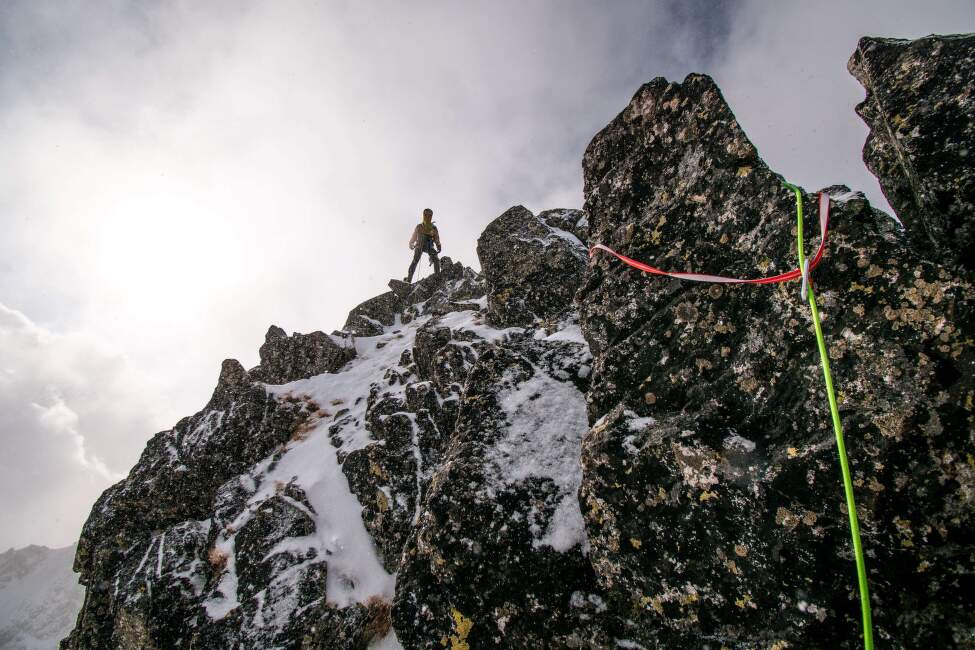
[0,1,973,549]
[31,397,120,482]
[711,0,975,214]
[0,303,173,549]
[0,2,715,502]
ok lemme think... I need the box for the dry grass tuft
[290,420,316,443]
[208,547,228,575]
[362,595,392,641]
[288,395,335,444]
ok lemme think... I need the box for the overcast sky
[2,1,973,550]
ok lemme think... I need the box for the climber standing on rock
[405,208,442,282]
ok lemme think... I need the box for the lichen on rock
[849,33,975,270]
[577,66,974,648]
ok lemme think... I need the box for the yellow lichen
[369,460,389,480]
[893,516,916,548]
[649,596,665,615]
[775,507,800,530]
[735,592,756,609]
[738,375,760,393]
[629,538,643,549]
[680,591,699,605]
[447,608,473,650]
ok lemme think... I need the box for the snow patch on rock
[486,365,590,553]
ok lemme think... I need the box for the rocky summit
[64,33,973,649]
[848,33,975,270]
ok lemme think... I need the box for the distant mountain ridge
[0,545,83,650]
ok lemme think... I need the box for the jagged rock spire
[849,33,975,270]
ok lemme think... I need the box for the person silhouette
[405,208,441,282]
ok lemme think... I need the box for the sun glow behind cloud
[2,0,974,550]
[92,190,244,312]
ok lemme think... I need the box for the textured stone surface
[849,33,975,269]
[477,205,588,327]
[63,32,975,650]
[62,329,365,649]
[393,339,617,649]
[250,325,356,384]
[398,256,486,323]
[538,208,590,245]
[578,72,974,648]
[341,358,456,572]
[332,262,485,575]
[344,292,403,337]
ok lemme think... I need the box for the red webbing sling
[588,192,830,285]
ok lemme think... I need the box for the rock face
[62,223,601,649]
[578,71,974,648]
[249,325,356,384]
[343,257,484,336]
[62,345,334,649]
[477,205,588,327]
[392,324,616,648]
[63,32,973,650]
[848,33,975,270]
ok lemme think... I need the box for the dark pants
[408,245,440,281]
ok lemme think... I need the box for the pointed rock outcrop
[477,205,588,328]
[577,72,974,648]
[848,33,975,269]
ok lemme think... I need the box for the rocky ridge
[0,545,83,650]
[577,69,973,648]
[848,33,975,270]
[64,33,974,649]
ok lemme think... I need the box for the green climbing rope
[785,182,874,650]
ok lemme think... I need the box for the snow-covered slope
[60,249,607,648]
[0,545,83,650]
